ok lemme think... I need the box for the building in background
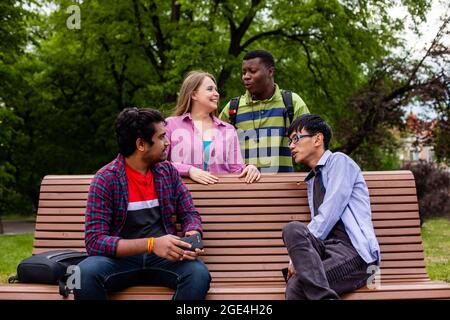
[399,112,436,165]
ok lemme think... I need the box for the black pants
[282,221,372,300]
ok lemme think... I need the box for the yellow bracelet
[147,237,154,254]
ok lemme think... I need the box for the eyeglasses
[288,133,315,145]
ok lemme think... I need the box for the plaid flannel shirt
[85,154,203,256]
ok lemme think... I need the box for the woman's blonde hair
[172,71,219,117]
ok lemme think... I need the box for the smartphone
[179,233,203,251]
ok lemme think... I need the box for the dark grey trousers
[282,221,372,300]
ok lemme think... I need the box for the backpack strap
[228,96,240,128]
[281,90,294,123]
[58,271,73,297]
[8,275,18,284]
[59,277,70,297]
[281,90,294,135]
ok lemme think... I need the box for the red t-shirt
[119,162,166,239]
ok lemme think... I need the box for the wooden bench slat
[35,212,421,225]
[186,196,421,206]
[41,179,93,185]
[201,254,425,264]
[3,286,448,301]
[30,246,426,257]
[201,260,426,271]
[35,223,84,231]
[33,244,423,260]
[198,204,420,214]
[342,289,450,300]
[39,189,419,200]
[185,173,415,182]
[193,188,417,198]
[33,227,422,241]
[199,208,422,216]
[36,206,422,221]
[210,275,430,282]
[36,198,421,208]
[208,269,429,278]
[32,235,424,249]
[181,179,417,191]
[44,175,94,179]
[40,185,90,192]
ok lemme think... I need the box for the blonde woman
[166,71,260,185]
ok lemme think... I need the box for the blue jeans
[73,253,211,300]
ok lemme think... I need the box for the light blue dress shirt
[305,150,380,264]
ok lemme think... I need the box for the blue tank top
[203,140,212,171]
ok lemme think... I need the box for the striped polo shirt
[219,84,309,172]
[119,161,166,239]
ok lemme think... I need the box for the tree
[2,0,440,214]
[402,160,450,223]
[333,14,449,168]
[0,0,34,230]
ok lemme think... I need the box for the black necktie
[313,168,325,216]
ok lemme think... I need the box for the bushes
[402,161,450,223]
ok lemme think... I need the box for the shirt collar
[181,112,225,127]
[211,115,226,127]
[304,150,333,182]
[181,113,192,121]
[125,160,153,184]
[244,83,281,105]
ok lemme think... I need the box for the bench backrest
[34,171,428,283]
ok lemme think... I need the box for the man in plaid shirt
[74,108,211,300]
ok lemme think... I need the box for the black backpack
[8,250,88,297]
[228,90,294,134]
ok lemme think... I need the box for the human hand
[180,230,205,260]
[288,263,296,280]
[189,166,219,185]
[153,235,191,261]
[238,164,261,183]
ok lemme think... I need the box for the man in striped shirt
[74,108,210,300]
[220,50,309,172]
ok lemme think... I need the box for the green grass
[0,233,33,283]
[0,219,448,284]
[1,213,35,221]
[421,218,450,282]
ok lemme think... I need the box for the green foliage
[402,161,450,222]
[344,127,402,170]
[0,0,438,215]
[0,0,36,215]
[433,103,450,164]
[0,108,25,215]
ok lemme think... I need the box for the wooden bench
[0,171,449,300]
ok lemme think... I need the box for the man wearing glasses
[282,114,380,300]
